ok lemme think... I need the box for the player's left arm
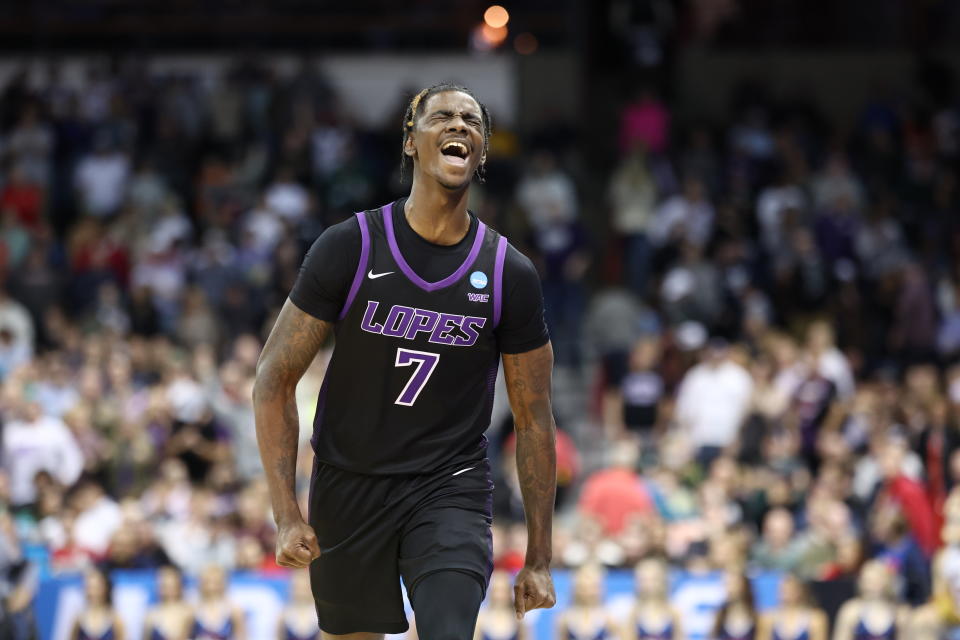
[503,341,557,619]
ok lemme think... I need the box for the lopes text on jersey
[359,300,486,347]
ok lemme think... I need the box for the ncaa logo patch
[470,271,488,289]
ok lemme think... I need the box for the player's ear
[404,131,417,158]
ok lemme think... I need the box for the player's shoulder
[498,236,538,279]
[301,213,367,269]
[308,213,366,250]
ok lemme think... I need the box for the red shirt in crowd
[883,474,941,556]
[578,468,653,536]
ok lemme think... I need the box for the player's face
[406,91,485,191]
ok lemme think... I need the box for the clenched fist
[514,565,556,619]
[276,518,321,568]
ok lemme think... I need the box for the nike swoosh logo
[452,466,475,477]
[367,270,394,279]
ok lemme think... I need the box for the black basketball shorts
[307,456,494,634]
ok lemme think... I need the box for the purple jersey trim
[382,200,487,292]
[338,211,370,320]
[492,235,508,328]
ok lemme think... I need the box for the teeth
[442,141,468,155]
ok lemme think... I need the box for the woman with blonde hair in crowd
[143,565,193,640]
[190,565,247,640]
[474,570,528,640]
[277,570,320,640]
[756,573,827,640]
[625,557,683,640]
[711,569,757,640]
[832,559,908,640]
[555,564,618,640]
[70,568,126,640]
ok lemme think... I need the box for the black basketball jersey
[311,201,509,475]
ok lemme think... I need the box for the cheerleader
[711,571,757,640]
[190,565,246,640]
[144,565,193,640]
[832,560,908,640]
[70,568,125,640]
[277,570,320,640]
[627,558,682,640]
[474,571,528,640]
[756,574,827,640]
[556,564,618,640]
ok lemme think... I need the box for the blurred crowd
[0,55,957,637]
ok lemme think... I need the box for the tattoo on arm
[254,299,332,525]
[503,342,556,569]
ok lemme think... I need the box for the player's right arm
[253,299,331,567]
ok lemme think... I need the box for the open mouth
[440,140,470,167]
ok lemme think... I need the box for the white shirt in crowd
[516,171,578,230]
[650,195,715,248]
[0,296,34,378]
[756,183,806,251]
[0,297,34,354]
[2,414,84,505]
[675,358,754,449]
[166,375,209,423]
[264,180,310,223]
[74,150,131,217]
[73,496,122,556]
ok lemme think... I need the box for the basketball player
[254,84,557,639]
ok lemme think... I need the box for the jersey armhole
[337,211,371,320]
[492,235,508,328]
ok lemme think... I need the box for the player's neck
[404,182,471,246]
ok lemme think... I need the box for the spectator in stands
[578,441,653,537]
[73,133,130,219]
[875,436,940,557]
[71,478,122,559]
[650,175,714,250]
[675,338,753,467]
[1,398,83,509]
[515,151,577,232]
[619,87,670,155]
[525,172,590,367]
[870,500,932,606]
[751,508,801,572]
[620,337,666,450]
[609,147,659,296]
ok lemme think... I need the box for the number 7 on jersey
[394,348,440,406]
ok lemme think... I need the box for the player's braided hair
[400,83,492,182]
